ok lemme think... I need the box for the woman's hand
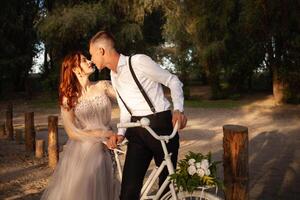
[104,130,115,138]
[106,135,125,149]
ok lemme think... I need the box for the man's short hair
[90,31,115,49]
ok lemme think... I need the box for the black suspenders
[116,55,156,115]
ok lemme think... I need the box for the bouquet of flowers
[170,151,222,193]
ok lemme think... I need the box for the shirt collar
[111,54,127,77]
[118,54,127,67]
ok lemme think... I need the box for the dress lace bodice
[61,80,116,142]
[74,94,112,131]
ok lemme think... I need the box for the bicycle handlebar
[117,117,179,142]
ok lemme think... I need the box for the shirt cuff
[173,105,184,113]
[117,128,126,136]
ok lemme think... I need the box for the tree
[36,0,166,90]
[0,0,39,98]
[157,0,300,103]
[36,1,115,89]
[242,0,300,104]
[159,0,235,99]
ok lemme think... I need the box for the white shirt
[110,54,184,136]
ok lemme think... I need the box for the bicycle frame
[115,118,179,200]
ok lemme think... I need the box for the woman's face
[78,55,95,76]
[89,43,105,70]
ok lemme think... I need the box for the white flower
[188,158,196,165]
[205,169,211,176]
[187,165,197,175]
[200,159,209,170]
[197,168,205,177]
[195,162,201,169]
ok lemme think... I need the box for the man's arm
[172,110,187,129]
[133,54,187,129]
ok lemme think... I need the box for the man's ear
[99,47,105,56]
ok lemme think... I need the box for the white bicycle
[113,118,223,200]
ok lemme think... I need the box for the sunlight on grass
[185,99,243,109]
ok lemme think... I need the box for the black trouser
[120,110,180,200]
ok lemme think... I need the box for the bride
[41,51,120,200]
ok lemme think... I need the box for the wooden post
[36,139,45,158]
[25,112,35,152]
[6,104,14,140]
[48,116,59,169]
[15,130,23,144]
[0,123,6,139]
[223,124,249,200]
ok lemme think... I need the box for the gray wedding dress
[41,81,120,200]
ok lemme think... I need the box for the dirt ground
[0,93,300,200]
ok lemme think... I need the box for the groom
[89,31,187,200]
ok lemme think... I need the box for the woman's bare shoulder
[94,80,112,89]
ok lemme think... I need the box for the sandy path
[0,95,300,199]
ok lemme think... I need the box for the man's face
[89,44,105,70]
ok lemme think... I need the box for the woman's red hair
[59,51,83,110]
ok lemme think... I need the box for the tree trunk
[272,65,285,105]
[6,104,14,140]
[180,70,190,100]
[223,124,249,200]
[200,71,208,85]
[15,130,23,144]
[204,56,222,99]
[208,72,222,99]
[36,139,45,158]
[48,116,59,169]
[0,123,6,139]
[247,72,253,91]
[25,73,32,100]
[25,112,35,151]
[43,46,49,77]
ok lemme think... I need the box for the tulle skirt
[41,139,120,200]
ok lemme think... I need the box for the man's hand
[106,134,125,149]
[172,110,187,130]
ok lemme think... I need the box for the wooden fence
[1,104,249,199]
[1,104,59,169]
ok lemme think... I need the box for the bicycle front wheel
[160,190,222,200]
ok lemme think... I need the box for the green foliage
[170,151,223,193]
[0,0,39,96]
[159,0,243,98]
[157,0,300,103]
[242,0,300,102]
[37,2,114,55]
[35,0,166,92]
[30,94,58,109]
[142,9,165,46]
[2,0,299,102]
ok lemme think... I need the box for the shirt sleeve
[133,54,184,112]
[116,100,131,136]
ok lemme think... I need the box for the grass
[3,92,243,110]
[185,99,244,109]
[31,97,243,109]
[29,95,59,109]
